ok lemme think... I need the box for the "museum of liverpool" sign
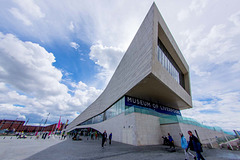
[125,96,181,116]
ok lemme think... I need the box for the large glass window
[157,39,184,88]
[79,96,182,127]
[105,97,125,120]
[79,97,125,126]
[92,113,104,124]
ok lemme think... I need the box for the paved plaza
[0,136,63,160]
[1,136,240,160]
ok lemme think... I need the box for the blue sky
[0,0,239,132]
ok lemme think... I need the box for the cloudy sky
[0,0,239,132]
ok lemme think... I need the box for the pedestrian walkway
[0,136,63,160]
[25,137,240,160]
[1,136,240,160]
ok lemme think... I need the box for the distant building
[0,119,64,133]
[0,119,25,132]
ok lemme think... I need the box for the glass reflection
[80,97,125,126]
[157,39,184,88]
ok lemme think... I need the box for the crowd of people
[163,131,205,160]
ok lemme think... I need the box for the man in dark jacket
[187,131,205,160]
[102,130,107,148]
[109,133,112,145]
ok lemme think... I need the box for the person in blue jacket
[168,133,175,149]
[187,131,205,160]
[180,132,196,160]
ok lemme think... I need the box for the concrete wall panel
[67,3,155,131]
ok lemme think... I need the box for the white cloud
[67,0,150,50]
[177,0,207,21]
[191,66,211,77]
[14,0,45,18]
[0,32,102,123]
[0,0,147,57]
[10,0,45,26]
[229,10,240,26]
[181,21,240,77]
[177,9,190,21]
[70,42,80,50]
[89,43,124,87]
[2,0,150,58]
[189,0,207,15]
[69,81,102,112]
[0,104,27,120]
[69,21,75,32]
[182,91,240,131]
[179,5,240,131]
[80,58,85,61]
[0,32,66,97]
[231,61,240,72]
[89,43,124,70]
[9,8,32,26]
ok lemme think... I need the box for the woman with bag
[180,132,196,160]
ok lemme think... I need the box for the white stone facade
[66,3,198,146]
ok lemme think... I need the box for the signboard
[125,96,181,116]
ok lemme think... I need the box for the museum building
[66,3,228,146]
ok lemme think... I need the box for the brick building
[0,119,64,133]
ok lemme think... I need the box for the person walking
[102,130,107,148]
[109,133,112,145]
[95,131,98,140]
[187,131,205,160]
[179,133,196,160]
[168,133,175,149]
